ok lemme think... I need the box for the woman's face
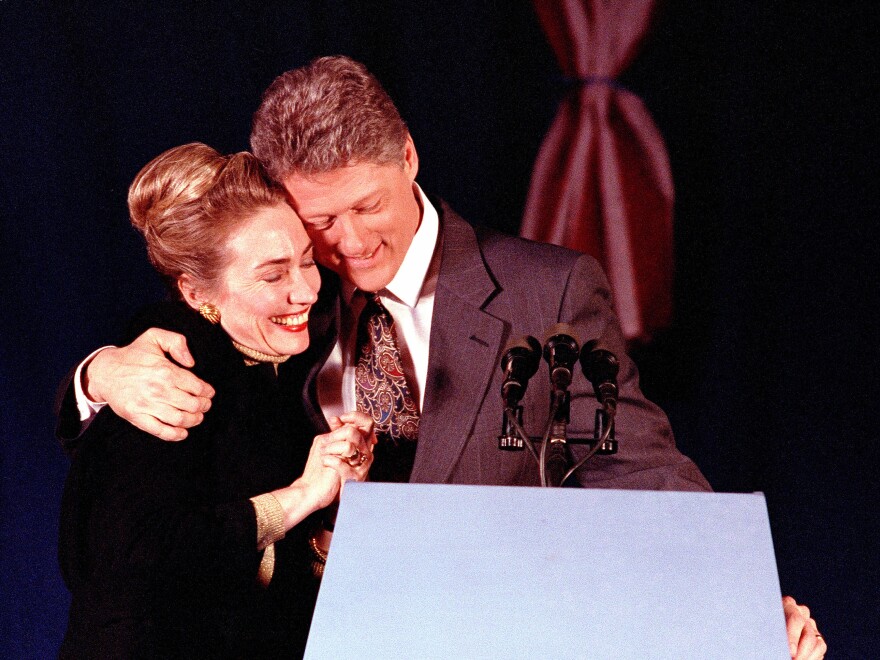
[212,203,320,356]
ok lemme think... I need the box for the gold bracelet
[309,533,327,578]
[309,533,328,563]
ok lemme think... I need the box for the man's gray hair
[251,56,409,182]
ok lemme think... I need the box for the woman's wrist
[271,482,324,530]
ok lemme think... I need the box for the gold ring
[815,633,824,639]
[344,448,367,467]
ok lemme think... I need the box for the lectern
[305,484,789,659]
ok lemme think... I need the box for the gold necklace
[231,340,291,366]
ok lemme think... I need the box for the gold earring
[198,302,221,324]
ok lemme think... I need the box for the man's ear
[403,133,419,182]
[177,274,206,312]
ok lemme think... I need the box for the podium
[305,484,789,659]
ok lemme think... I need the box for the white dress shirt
[74,346,111,420]
[316,184,440,421]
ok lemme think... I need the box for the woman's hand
[295,429,349,511]
[268,413,375,531]
[271,431,346,530]
[323,412,377,487]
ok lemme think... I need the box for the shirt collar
[341,183,439,308]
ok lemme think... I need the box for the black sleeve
[55,363,87,453]
[59,409,263,596]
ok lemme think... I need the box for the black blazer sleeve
[55,363,86,451]
[59,405,263,598]
[59,303,264,587]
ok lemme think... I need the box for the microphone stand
[561,405,617,484]
[500,404,540,463]
[540,390,570,487]
[500,391,618,486]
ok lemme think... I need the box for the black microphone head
[542,324,580,390]
[542,323,580,363]
[500,335,541,406]
[579,343,619,383]
[500,335,542,377]
[579,342,620,408]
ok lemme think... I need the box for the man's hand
[83,328,215,441]
[783,595,826,659]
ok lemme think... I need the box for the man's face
[282,137,421,293]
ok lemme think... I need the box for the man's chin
[339,266,393,293]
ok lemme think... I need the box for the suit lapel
[411,205,505,483]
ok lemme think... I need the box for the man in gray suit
[71,56,824,658]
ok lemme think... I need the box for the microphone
[542,324,580,393]
[500,336,542,408]
[539,325,579,486]
[580,341,620,413]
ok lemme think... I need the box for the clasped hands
[305,412,377,511]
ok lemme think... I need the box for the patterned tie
[354,293,419,482]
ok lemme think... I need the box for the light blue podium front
[305,483,788,659]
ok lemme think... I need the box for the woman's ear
[177,274,205,311]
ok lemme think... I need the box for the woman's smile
[270,311,310,331]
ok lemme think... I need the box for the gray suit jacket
[304,201,711,491]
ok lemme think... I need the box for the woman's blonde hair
[128,142,285,294]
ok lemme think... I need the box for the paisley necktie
[354,293,419,482]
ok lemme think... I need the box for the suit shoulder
[472,224,604,283]
[436,199,607,292]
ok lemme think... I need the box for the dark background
[1,2,876,657]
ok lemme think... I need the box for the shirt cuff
[250,493,286,550]
[74,347,114,422]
